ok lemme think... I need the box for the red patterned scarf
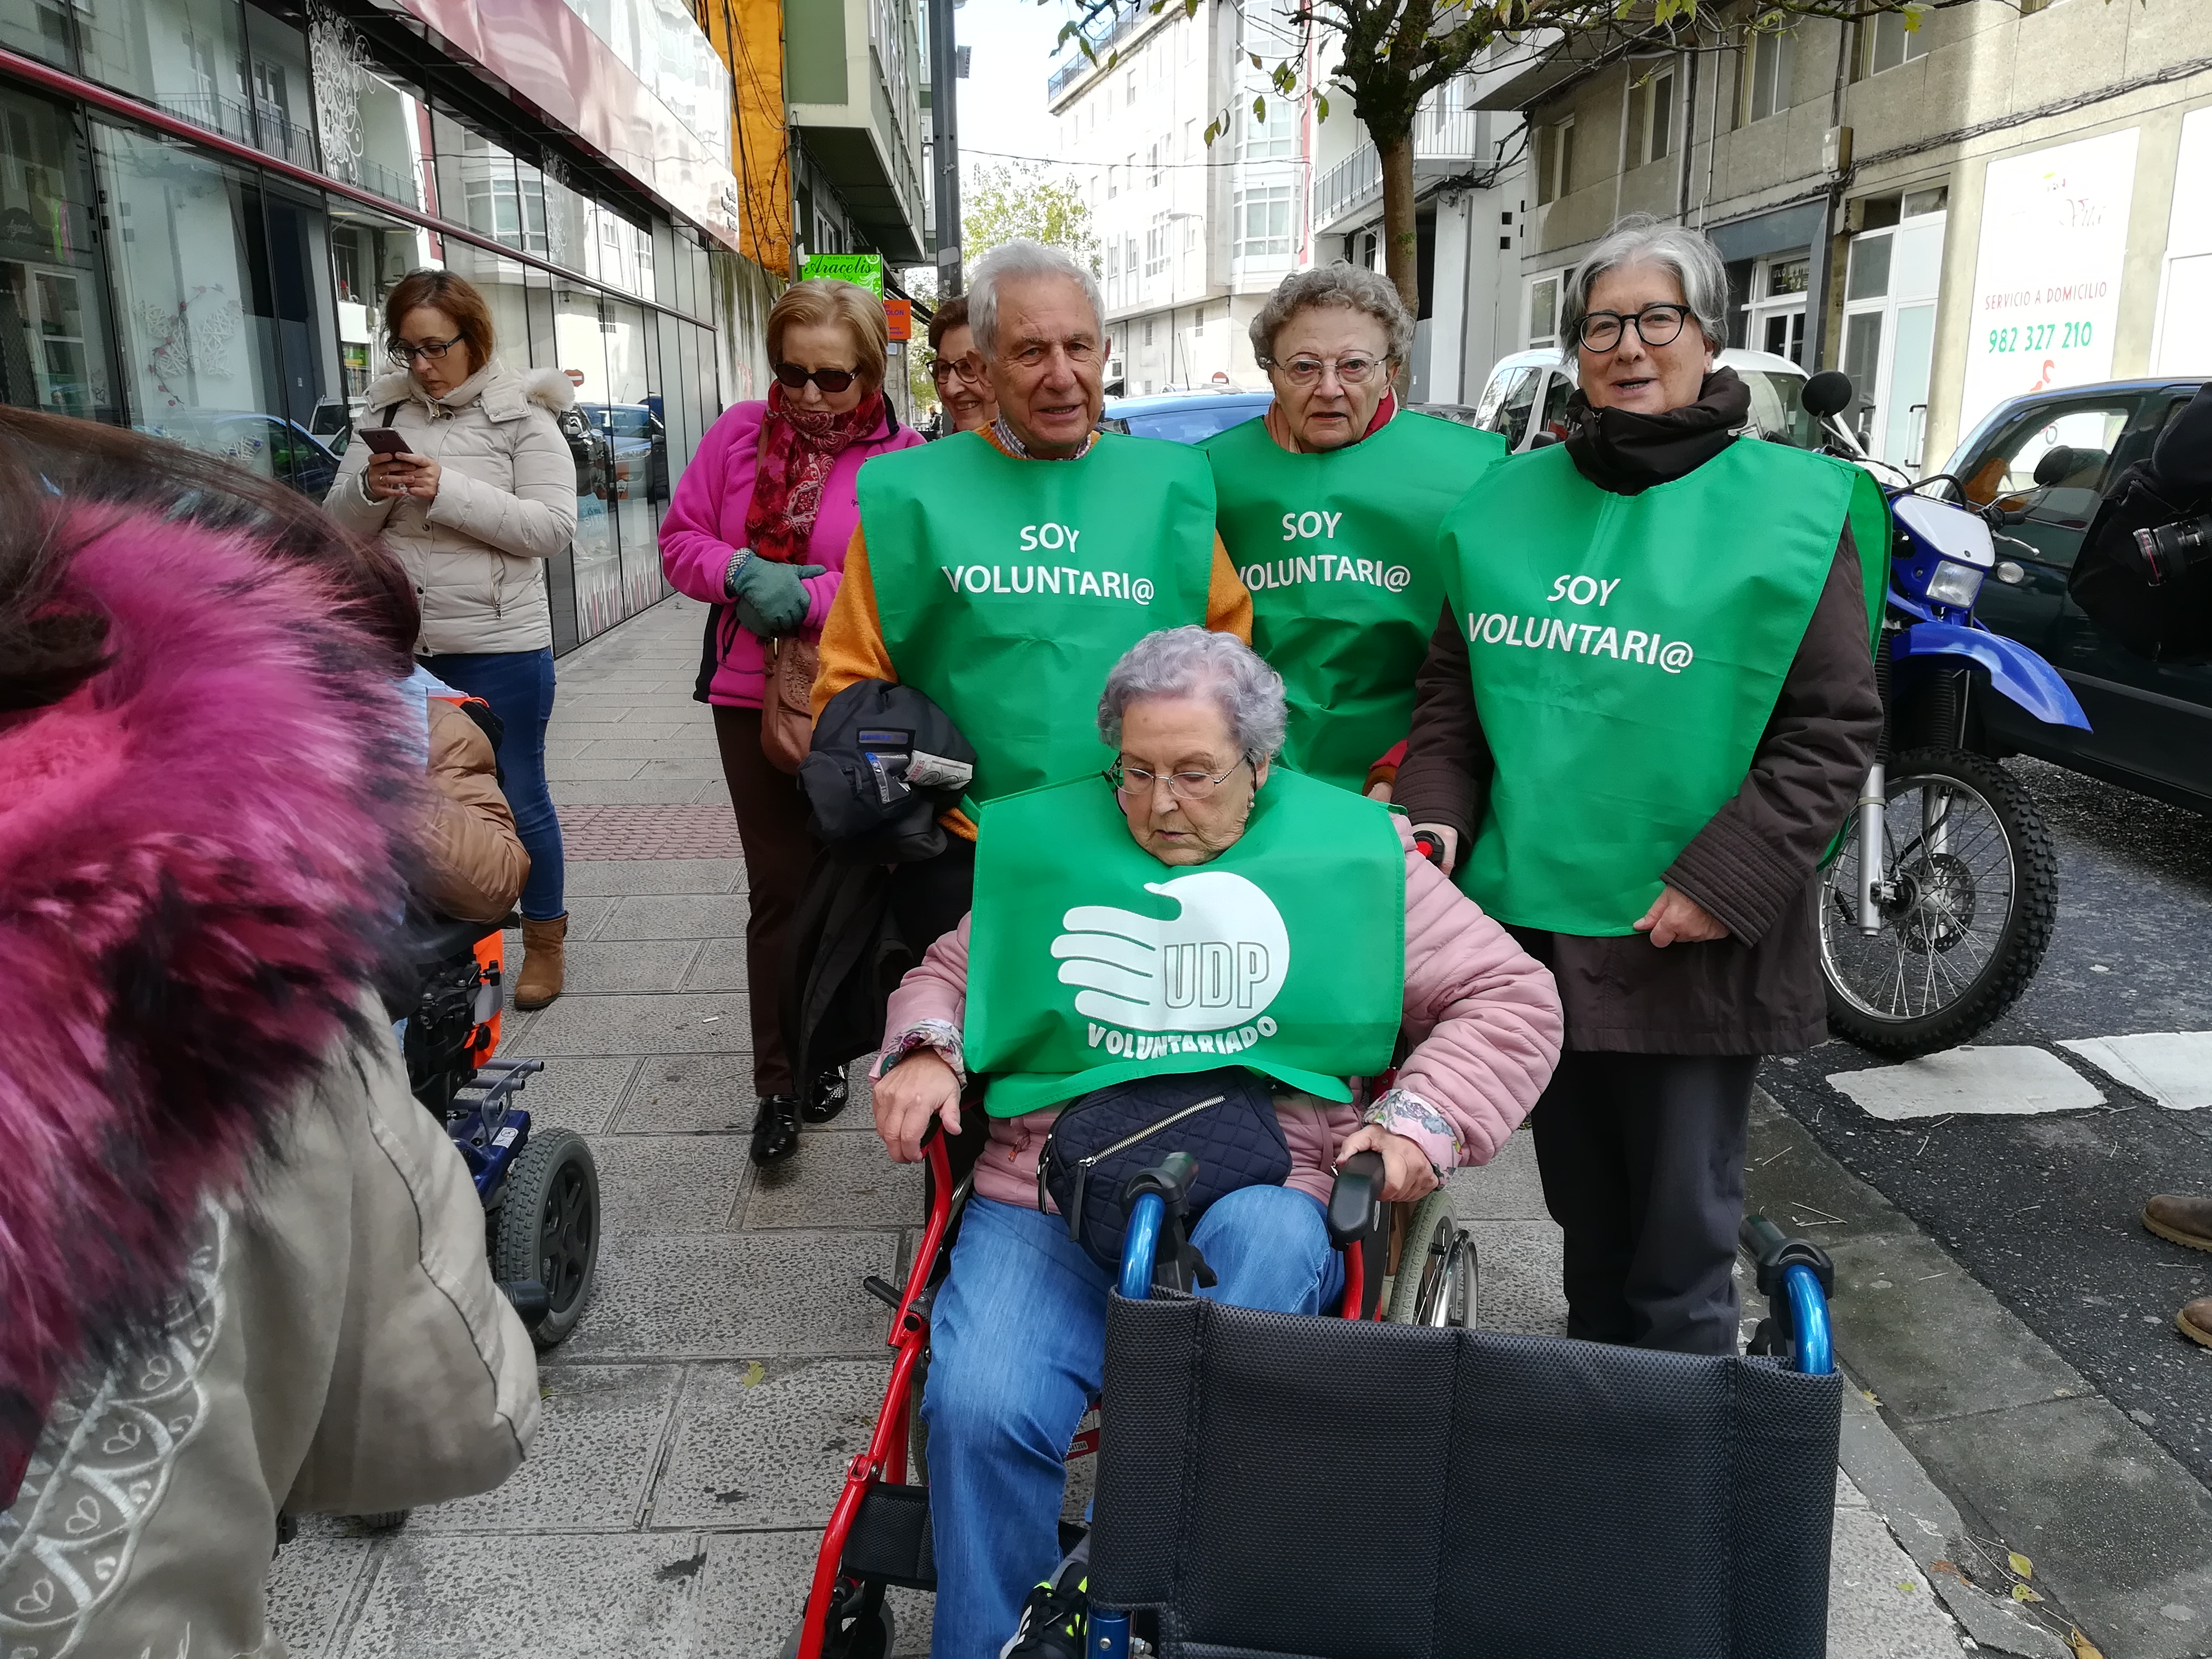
[744,382,887,563]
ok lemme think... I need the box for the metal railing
[1313,93,1482,229]
[1045,0,1149,102]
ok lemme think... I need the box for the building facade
[0,0,773,652]
[1478,0,2212,471]
[1308,74,1529,405]
[1046,0,1312,395]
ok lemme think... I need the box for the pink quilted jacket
[879,818,1564,1209]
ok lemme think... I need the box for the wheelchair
[781,1103,1479,1659]
[787,1117,1838,1659]
[400,916,602,1351]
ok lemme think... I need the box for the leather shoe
[2142,1193,2212,1252]
[750,1094,801,1166]
[2180,1296,2212,1348]
[801,1066,850,1124]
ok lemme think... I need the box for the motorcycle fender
[1894,620,2092,731]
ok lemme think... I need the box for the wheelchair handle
[1119,1193,1165,1301]
[1327,1149,1387,1248]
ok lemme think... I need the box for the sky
[953,0,1086,186]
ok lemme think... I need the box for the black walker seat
[1089,1294,1843,1659]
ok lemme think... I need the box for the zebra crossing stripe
[2058,1033,2212,1111]
[1826,1046,2104,1121]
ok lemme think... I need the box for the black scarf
[1562,368,1750,496]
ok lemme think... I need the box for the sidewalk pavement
[268,594,1970,1658]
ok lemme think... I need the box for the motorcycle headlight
[1926,559,1986,608]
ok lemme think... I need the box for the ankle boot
[2143,1194,2212,1253]
[513,914,568,1010]
[801,1065,850,1124]
[750,1094,801,1166]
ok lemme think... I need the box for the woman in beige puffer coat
[328,269,581,1007]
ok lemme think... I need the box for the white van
[1466,347,1867,459]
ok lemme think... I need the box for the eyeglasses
[929,353,984,387]
[1573,304,1691,352]
[389,333,464,365]
[1104,754,1253,802]
[1273,353,1386,387]
[774,362,858,393]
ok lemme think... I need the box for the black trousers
[1530,1051,1758,1355]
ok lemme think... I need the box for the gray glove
[729,555,827,638]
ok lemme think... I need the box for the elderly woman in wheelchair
[867,626,1563,1657]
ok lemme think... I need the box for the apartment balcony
[1044,0,1152,109]
[1312,99,1486,234]
[788,0,928,260]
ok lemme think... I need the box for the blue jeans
[921,1190,1343,1659]
[421,647,565,921]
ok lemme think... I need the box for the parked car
[1932,376,2212,814]
[1469,347,1866,458]
[135,409,343,498]
[1099,389,1273,444]
[1412,402,1485,428]
[580,401,667,503]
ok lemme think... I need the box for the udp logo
[1050,871,1291,1032]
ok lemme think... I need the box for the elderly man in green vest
[812,239,1253,827]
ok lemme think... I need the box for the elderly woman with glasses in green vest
[1201,263,1506,797]
[1398,214,1888,1358]
[865,627,1561,1657]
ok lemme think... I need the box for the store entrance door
[1841,209,1946,471]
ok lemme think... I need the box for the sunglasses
[774,361,858,393]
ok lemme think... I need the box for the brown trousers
[711,704,819,1097]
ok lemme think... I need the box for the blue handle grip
[1784,1261,1832,1376]
[1119,1193,1164,1301]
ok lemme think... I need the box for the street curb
[1747,1088,2212,1659]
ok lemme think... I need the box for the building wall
[1512,0,2212,469]
[701,0,795,273]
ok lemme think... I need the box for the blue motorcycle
[1801,373,2091,1054]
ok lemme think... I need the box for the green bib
[1202,413,1506,792]
[964,768,1406,1117]
[859,430,1219,804]
[1440,439,1887,936]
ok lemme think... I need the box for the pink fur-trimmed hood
[0,511,418,1505]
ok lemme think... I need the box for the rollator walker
[786,1119,1838,1659]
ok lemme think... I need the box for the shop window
[242,2,316,169]
[67,0,251,147]
[312,32,432,215]
[324,200,433,419]
[0,87,119,423]
[1,0,76,70]
[1856,11,1930,80]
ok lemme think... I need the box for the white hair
[1250,261,1414,365]
[1097,627,1288,759]
[1563,213,1730,352]
[968,240,1104,357]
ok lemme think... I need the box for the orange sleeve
[812,524,897,721]
[1205,531,1252,642]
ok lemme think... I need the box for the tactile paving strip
[561,803,746,860]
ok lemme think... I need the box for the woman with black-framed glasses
[661,277,923,1166]
[924,294,997,436]
[1398,214,1888,1357]
[326,268,581,1010]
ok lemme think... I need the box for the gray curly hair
[1249,262,1414,367]
[1561,213,1729,353]
[1097,627,1288,759]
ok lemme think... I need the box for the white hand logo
[1050,871,1291,1031]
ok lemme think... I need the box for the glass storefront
[0,0,721,651]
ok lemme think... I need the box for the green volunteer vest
[1440,438,1888,937]
[859,430,1219,804]
[964,767,1406,1117]
[1202,411,1506,792]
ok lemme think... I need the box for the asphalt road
[1761,757,2212,1488]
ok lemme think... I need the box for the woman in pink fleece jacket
[869,627,1562,1659]
[659,281,923,1161]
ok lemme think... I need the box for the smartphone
[358,428,413,458]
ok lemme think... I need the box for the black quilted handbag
[1039,1068,1290,1272]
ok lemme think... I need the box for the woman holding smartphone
[328,269,581,1008]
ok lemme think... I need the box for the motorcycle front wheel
[1819,747,2059,1056]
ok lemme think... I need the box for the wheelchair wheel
[491,1127,599,1350]
[1385,1190,1475,1328]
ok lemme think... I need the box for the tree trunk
[1379,131,1420,321]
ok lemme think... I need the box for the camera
[2130,513,2212,585]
